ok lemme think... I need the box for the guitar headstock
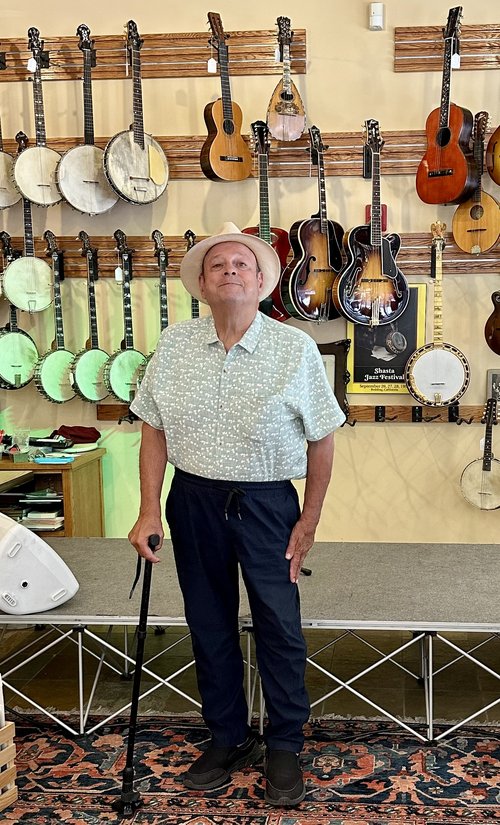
[365,119,384,154]
[443,6,462,41]
[431,220,447,251]
[276,16,292,48]
[251,121,270,157]
[482,397,497,427]
[15,131,29,154]
[44,229,60,257]
[184,229,196,250]
[28,27,43,60]
[127,20,143,52]
[114,229,129,255]
[208,12,228,54]
[77,24,93,52]
[308,125,326,165]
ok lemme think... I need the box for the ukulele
[13,28,62,206]
[70,231,110,402]
[200,13,252,182]
[0,232,39,389]
[484,291,500,356]
[333,119,409,327]
[266,17,306,143]
[486,125,500,186]
[404,221,470,407]
[0,118,21,209]
[103,230,146,403]
[57,24,118,215]
[243,120,291,321]
[280,126,343,322]
[184,229,200,319]
[452,112,500,254]
[460,398,500,510]
[104,21,169,204]
[416,7,478,205]
[138,230,170,384]
[34,231,76,404]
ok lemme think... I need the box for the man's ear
[257,270,264,292]
[198,272,206,299]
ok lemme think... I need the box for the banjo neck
[115,230,135,350]
[28,28,48,147]
[184,229,199,319]
[431,222,446,344]
[45,231,66,350]
[482,398,497,472]
[82,38,96,146]
[79,231,100,348]
[22,196,36,257]
[128,22,145,149]
[152,229,169,332]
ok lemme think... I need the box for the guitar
[0,232,39,389]
[200,13,252,182]
[104,21,169,204]
[404,221,470,407]
[280,125,343,322]
[243,120,291,321]
[0,118,21,209]
[184,229,200,319]
[266,16,306,143]
[460,398,500,510]
[138,230,170,385]
[484,291,500,356]
[416,7,478,205]
[103,230,146,403]
[2,132,53,312]
[34,231,76,404]
[333,119,409,327]
[452,112,500,254]
[486,124,500,186]
[57,24,118,215]
[70,231,110,402]
[13,28,62,206]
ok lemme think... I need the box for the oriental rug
[4,716,500,824]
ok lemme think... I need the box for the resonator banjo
[0,232,39,388]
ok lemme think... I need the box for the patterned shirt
[130,311,345,481]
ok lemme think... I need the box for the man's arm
[128,422,168,562]
[285,432,334,583]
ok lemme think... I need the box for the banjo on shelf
[57,24,118,215]
[104,21,169,204]
[34,231,76,404]
[70,231,110,402]
[404,221,470,407]
[0,118,21,209]
[460,398,500,510]
[13,27,62,206]
[0,231,39,389]
[103,229,146,403]
[137,230,170,384]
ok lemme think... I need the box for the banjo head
[104,131,169,204]
[104,349,146,402]
[35,349,76,403]
[405,343,470,406]
[0,152,22,208]
[57,146,119,215]
[13,146,62,206]
[72,348,110,402]
[3,256,53,312]
[461,458,500,510]
[0,330,39,387]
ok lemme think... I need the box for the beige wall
[0,0,498,542]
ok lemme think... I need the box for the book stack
[20,509,64,531]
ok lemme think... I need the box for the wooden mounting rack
[395,24,500,72]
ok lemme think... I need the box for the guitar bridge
[219,155,243,162]
[428,169,453,178]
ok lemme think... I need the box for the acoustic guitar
[0,119,21,209]
[486,125,500,186]
[452,112,500,254]
[0,231,39,389]
[200,13,252,182]
[333,119,409,327]
[137,229,170,385]
[57,24,118,215]
[266,17,306,143]
[416,7,478,205]
[484,291,500,356]
[104,21,169,204]
[460,398,500,511]
[280,125,343,322]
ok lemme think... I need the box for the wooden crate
[0,722,18,813]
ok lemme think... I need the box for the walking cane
[113,533,160,818]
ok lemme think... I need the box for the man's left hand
[285,517,316,584]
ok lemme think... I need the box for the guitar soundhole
[223,119,235,136]
[280,91,294,102]
[436,127,451,148]
[470,204,484,220]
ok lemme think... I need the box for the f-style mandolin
[266,17,306,143]
[460,398,500,510]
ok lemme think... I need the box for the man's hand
[128,516,164,563]
[285,517,316,584]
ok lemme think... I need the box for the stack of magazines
[20,509,64,531]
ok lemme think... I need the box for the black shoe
[183,735,262,790]
[264,749,305,806]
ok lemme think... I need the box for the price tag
[274,46,281,63]
[27,57,37,73]
[114,266,123,282]
[207,57,217,73]
[479,436,485,452]
[451,53,461,69]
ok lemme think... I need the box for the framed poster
[487,369,500,402]
[347,284,427,394]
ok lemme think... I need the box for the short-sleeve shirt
[130,311,345,481]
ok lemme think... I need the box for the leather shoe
[264,748,305,806]
[183,735,262,790]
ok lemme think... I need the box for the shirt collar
[203,311,263,353]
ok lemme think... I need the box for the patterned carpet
[4,716,500,824]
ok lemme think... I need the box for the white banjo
[104,21,169,205]
[57,24,118,215]
[460,398,500,510]
[70,231,109,402]
[0,119,21,209]
[404,222,470,407]
[103,229,146,403]
[138,229,170,384]
[0,232,39,388]
[34,231,76,404]
[13,28,62,207]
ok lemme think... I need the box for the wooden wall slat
[394,23,500,72]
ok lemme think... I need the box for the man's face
[199,241,264,308]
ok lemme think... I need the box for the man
[129,223,345,806]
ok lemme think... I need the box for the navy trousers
[165,468,310,752]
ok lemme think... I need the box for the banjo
[57,24,118,215]
[103,229,146,403]
[0,231,39,388]
[70,231,110,402]
[460,398,500,510]
[104,21,169,204]
[404,221,470,407]
[34,231,76,404]
[13,28,62,207]
[0,118,21,209]
[185,229,200,319]
[138,229,170,384]
[2,132,53,312]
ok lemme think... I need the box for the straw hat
[179,222,281,303]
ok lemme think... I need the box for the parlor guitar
[460,398,500,511]
[200,12,252,182]
[416,7,478,205]
[266,16,306,143]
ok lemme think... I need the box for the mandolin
[104,21,169,204]
[416,7,478,206]
[243,120,291,321]
[70,231,110,402]
[0,118,21,209]
[452,112,500,254]
[333,119,409,327]
[57,24,118,215]
[266,16,306,143]
[200,12,252,182]
[103,230,146,403]
[0,232,39,389]
[484,291,500,356]
[280,125,343,322]
[13,28,62,207]
[486,125,500,186]
[404,221,470,407]
[460,398,500,510]
[34,231,76,404]
[138,229,170,385]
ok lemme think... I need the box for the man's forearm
[301,433,335,528]
[139,422,168,517]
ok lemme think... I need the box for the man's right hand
[128,516,164,563]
